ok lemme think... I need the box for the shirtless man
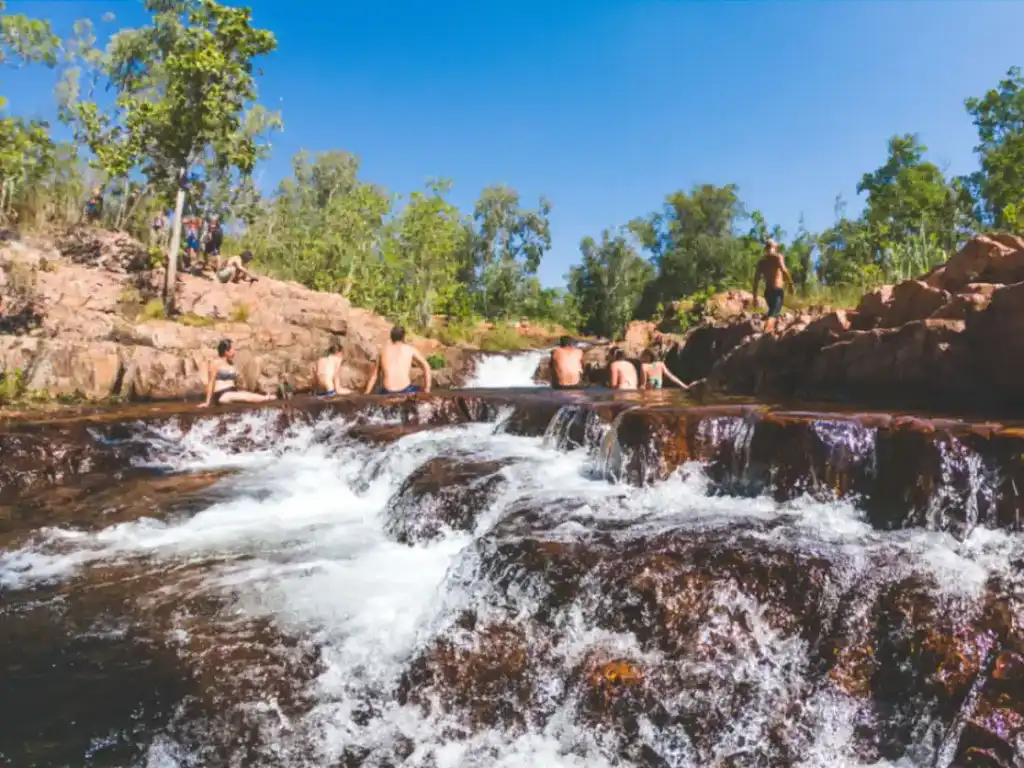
[216,251,258,284]
[549,336,583,389]
[751,239,794,332]
[608,348,638,390]
[312,344,351,396]
[363,325,432,395]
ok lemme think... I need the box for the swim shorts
[377,384,419,395]
[764,287,784,317]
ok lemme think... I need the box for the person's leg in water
[216,390,276,405]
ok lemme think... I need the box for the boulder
[929,283,999,320]
[879,280,951,328]
[622,320,656,354]
[925,235,1023,291]
[854,284,894,327]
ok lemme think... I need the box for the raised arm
[363,353,380,395]
[639,364,648,389]
[413,348,432,393]
[609,363,620,389]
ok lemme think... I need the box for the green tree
[62,0,279,312]
[857,133,958,250]
[0,2,59,221]
[470,184,551,319]
[245,149,391,303]
[632,183,751,315]
[965,66,1024,230]
[384,178,468,327]
[569,228,653,338]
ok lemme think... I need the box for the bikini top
[215,367,237,381]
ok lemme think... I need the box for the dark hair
[559,336,572,347]
[390,326,405,343]
[217,339,233,358]
[327,344,339,355]
[610,347,625,362]
[240,250,253,263]
[640,349,654,363]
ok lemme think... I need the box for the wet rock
[0,426,147,502]
[398,618,550,731]
[384,457,514,543]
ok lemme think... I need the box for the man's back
[757,252,786,289]
[551,346,583,386]
[314,354,341,391]
[380,342,416,391]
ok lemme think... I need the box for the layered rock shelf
[2,390,1022,766]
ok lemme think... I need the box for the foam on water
[1,407,1021,766]
[464,349,548,388]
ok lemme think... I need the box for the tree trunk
[165,174,187,315]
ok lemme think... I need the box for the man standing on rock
[313,344,351,397]
[364,325,432,395]
[751,239,794,332]
[549,336,583,389]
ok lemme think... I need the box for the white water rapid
[1,405,1021,767]
[463,349,548,388]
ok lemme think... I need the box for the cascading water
[463,349,548,388]
[1,398,1022,767]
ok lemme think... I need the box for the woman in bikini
[640,348,690,390]
[200,339,279,407]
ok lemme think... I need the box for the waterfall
[0,398,1021,767]
[463,349,548,388]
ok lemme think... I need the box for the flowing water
[1,396,1022,767]
[464,350,548,389]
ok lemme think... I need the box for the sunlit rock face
[1,390,1022,767]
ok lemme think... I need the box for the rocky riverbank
[0,228,552,405]
[560,234,1024,417]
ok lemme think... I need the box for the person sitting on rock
[608,347,638,390]
[751,239,794,333]
[640,348,690,390]
[200,339,279,407]
[549,336,583,389]
[363,325,432,395]
[313,344,351,397]
[216,251,258,284]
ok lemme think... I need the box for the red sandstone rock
[926,235,1024,291]
[0,232,424,400]
[855,284,894,327]
[879,280,951,328]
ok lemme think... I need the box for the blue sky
[4,1,1024,286]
